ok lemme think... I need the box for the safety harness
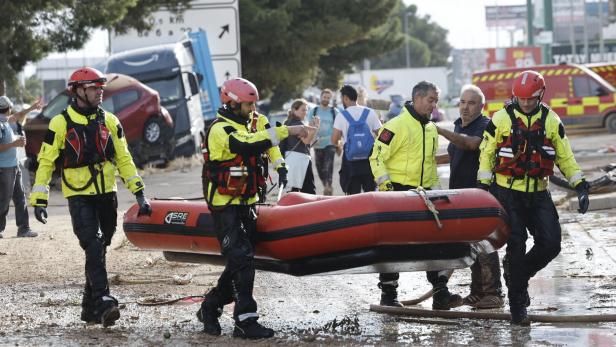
[60,108,114,192]
[494,103,555,180]
[201,117,263,209]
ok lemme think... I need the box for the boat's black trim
[123,207,505,241]
[163,243,471,276]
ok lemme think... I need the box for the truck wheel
[606,113,616,134]
[144,118,164,144]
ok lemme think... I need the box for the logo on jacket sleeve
[164,211,189,225]
[378,129,395,145]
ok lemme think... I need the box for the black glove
[34,206,48,224]
[575,180,590,214]
[135,191,152,216]
[277,166,288,189]
[477,182,490,191]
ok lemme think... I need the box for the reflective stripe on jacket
[206,112,288,207]
[370,105,439,188]
[478,104,584,192]
[30,105,144,206]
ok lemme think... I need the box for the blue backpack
[340,108,374,161]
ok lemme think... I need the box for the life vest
[201,118,262,205]
[494,104,555,179]
[62,109,114,169]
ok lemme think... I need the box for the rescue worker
[370,81,462,309]
[198,78,311,339]
[477,70,590,325]
[248,111,287,201]
[435,85,504,309]
[29,67,152,327]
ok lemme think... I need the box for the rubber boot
[233,318,274,339]
[80,286,95,323]
[432,276,463,310]
[93,295,120,327]
[378,282,403,307]
[196,290,223,336]
[510,304,531,326]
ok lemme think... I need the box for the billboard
[485,5,527,28]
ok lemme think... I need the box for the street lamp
[404,11,412,69]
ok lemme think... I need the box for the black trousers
[207,205,259,322]
[492,185,561,307]
[67,193,117,303]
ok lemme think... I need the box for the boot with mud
[378,282,403,307]
[80,287,95,323]
[432,286,463,310]
[196,300,222,336]
[510,304,531,326]
[233,318,274,339]
[93,295,120,327]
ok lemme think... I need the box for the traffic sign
[213,58,241,83]
[111,5,239,56]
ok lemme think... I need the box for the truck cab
[105,42,205,157]
[473,63,616,133]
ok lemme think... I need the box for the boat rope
[415,187,443,229]
[370,304,616,323]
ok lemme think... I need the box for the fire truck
[587,62,616,88]
[473,63,616,133]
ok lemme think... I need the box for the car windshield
[144,75,183,103]
[41,93,70,119]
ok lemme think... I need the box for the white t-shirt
[333,105,382,141]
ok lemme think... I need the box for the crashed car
[25,73,175,170]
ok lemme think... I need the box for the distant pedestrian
[0,95,41,239]
[280,99,319,194]
[309,89,339,195]
[331,85,381,194]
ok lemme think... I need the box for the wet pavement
[2,133,616,346]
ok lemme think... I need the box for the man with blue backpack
[370,81,462,309]
[331,85,381,195]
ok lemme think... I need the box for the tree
[371,2,452,69]
[239,0,402,108]
[0,0,191,95]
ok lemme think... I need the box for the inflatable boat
[123,189,510,276]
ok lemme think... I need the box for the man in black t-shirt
[436,85,504,309]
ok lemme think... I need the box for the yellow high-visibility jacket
[30,105,144,207]
[478,105,584,192]
[370,105,439,189]
[206,112,289,207]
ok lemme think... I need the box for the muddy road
[1,130,616,346]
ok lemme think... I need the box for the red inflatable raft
[123,189,510,276]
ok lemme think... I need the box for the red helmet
[68,67,107,88]
[512,70,545,99]
[220,78,259,104]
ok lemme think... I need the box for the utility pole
[527,0,535,45]
[569,0,578,63]
[543,0,553,64]
[599,0,605,61]
[583,0,590,63]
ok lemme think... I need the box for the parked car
[24,73,175,172]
